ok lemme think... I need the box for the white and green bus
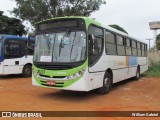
[32,17,148,94]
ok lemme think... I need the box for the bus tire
[98,72,112,95]
[134,66,140,80]
[22,65,32,77]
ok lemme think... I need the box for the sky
[0,0,160,47]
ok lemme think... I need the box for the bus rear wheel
[134,66,140,80]
[98,72,112,95]
[22,65,32,77]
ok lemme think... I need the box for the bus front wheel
[98,72,112,95]
[22,65,32,77]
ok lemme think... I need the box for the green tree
[0,11,26,36]
[109,24,128,34]
[12,0,106,26]
[156,34,160,50]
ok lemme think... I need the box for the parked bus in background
[0,34,35,77]
[32,17,148,94]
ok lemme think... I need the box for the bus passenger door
[88,26,106,89]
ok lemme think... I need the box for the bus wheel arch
[98,69,113,95]
[106,68,113,82]
[22,63,32,77]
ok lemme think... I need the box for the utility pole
[146,38,153,50]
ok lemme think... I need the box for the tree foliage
[109,24,128,34]
[156,34,160,50]
[12,0,106,26]
[0,11,26,36]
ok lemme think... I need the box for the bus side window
[125,38,132,55]
[27,41,35,55]
[116,35,125,55]
[141,43,145,56]
[5,42,21,59]
[137,42,142,56]
[131,40,137,56]
[105,31,116,55]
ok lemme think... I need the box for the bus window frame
[88,24,104,67]
[105,30,117,55]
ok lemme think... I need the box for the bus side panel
[89,54,109,90]
[137,57,148,73]
[109,55,128,83]
[3,56,33,74]
[0,61,4,74]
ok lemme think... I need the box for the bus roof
[36,16,146,44]
[0,34,35,41]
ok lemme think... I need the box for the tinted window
[132,41,136,48]
[132,48,137,56]
[27,41,35,55]
[105,31,116,55]
[125,39,131,55]
[117,46,125,55]
[117,35,125,55]
[5,43,21,58]
[138,49,141,56]
[126,47,132,55]
[126,39,131,47]
[137,42,141,49]
[105,32,115,43]
[116,35,123,45]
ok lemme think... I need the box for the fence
[148,50,160,66]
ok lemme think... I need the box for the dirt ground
[0,75,160,120]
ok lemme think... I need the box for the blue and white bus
[0,34,35,77]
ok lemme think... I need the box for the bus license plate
[47,81,56,86]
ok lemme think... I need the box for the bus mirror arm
[27,42,34,50]
[89,34,97,55]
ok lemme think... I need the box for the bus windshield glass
[34,30,86,63]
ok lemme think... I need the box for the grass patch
[146,63,160,77]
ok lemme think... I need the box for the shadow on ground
[0,74,27,80]
[39,76,146,101]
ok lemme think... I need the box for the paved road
[0,75,160,120]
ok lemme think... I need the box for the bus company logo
[2,112,11,117]
[1,112,42,118]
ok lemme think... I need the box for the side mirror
[27,37,34,50]
[89,34,98,55]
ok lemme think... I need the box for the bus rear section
[0,34,35,77]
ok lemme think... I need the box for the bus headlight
[33,70,38,77]
[67,68,86,80]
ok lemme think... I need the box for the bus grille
[39,74,66,78]
[36,65,73,70]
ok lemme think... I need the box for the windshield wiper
[70,32,76,59]
[59,30,71,57]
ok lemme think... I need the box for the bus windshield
[34,30,86,63]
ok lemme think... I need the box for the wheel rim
[104,77,110,89]
[25,68,31,75]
